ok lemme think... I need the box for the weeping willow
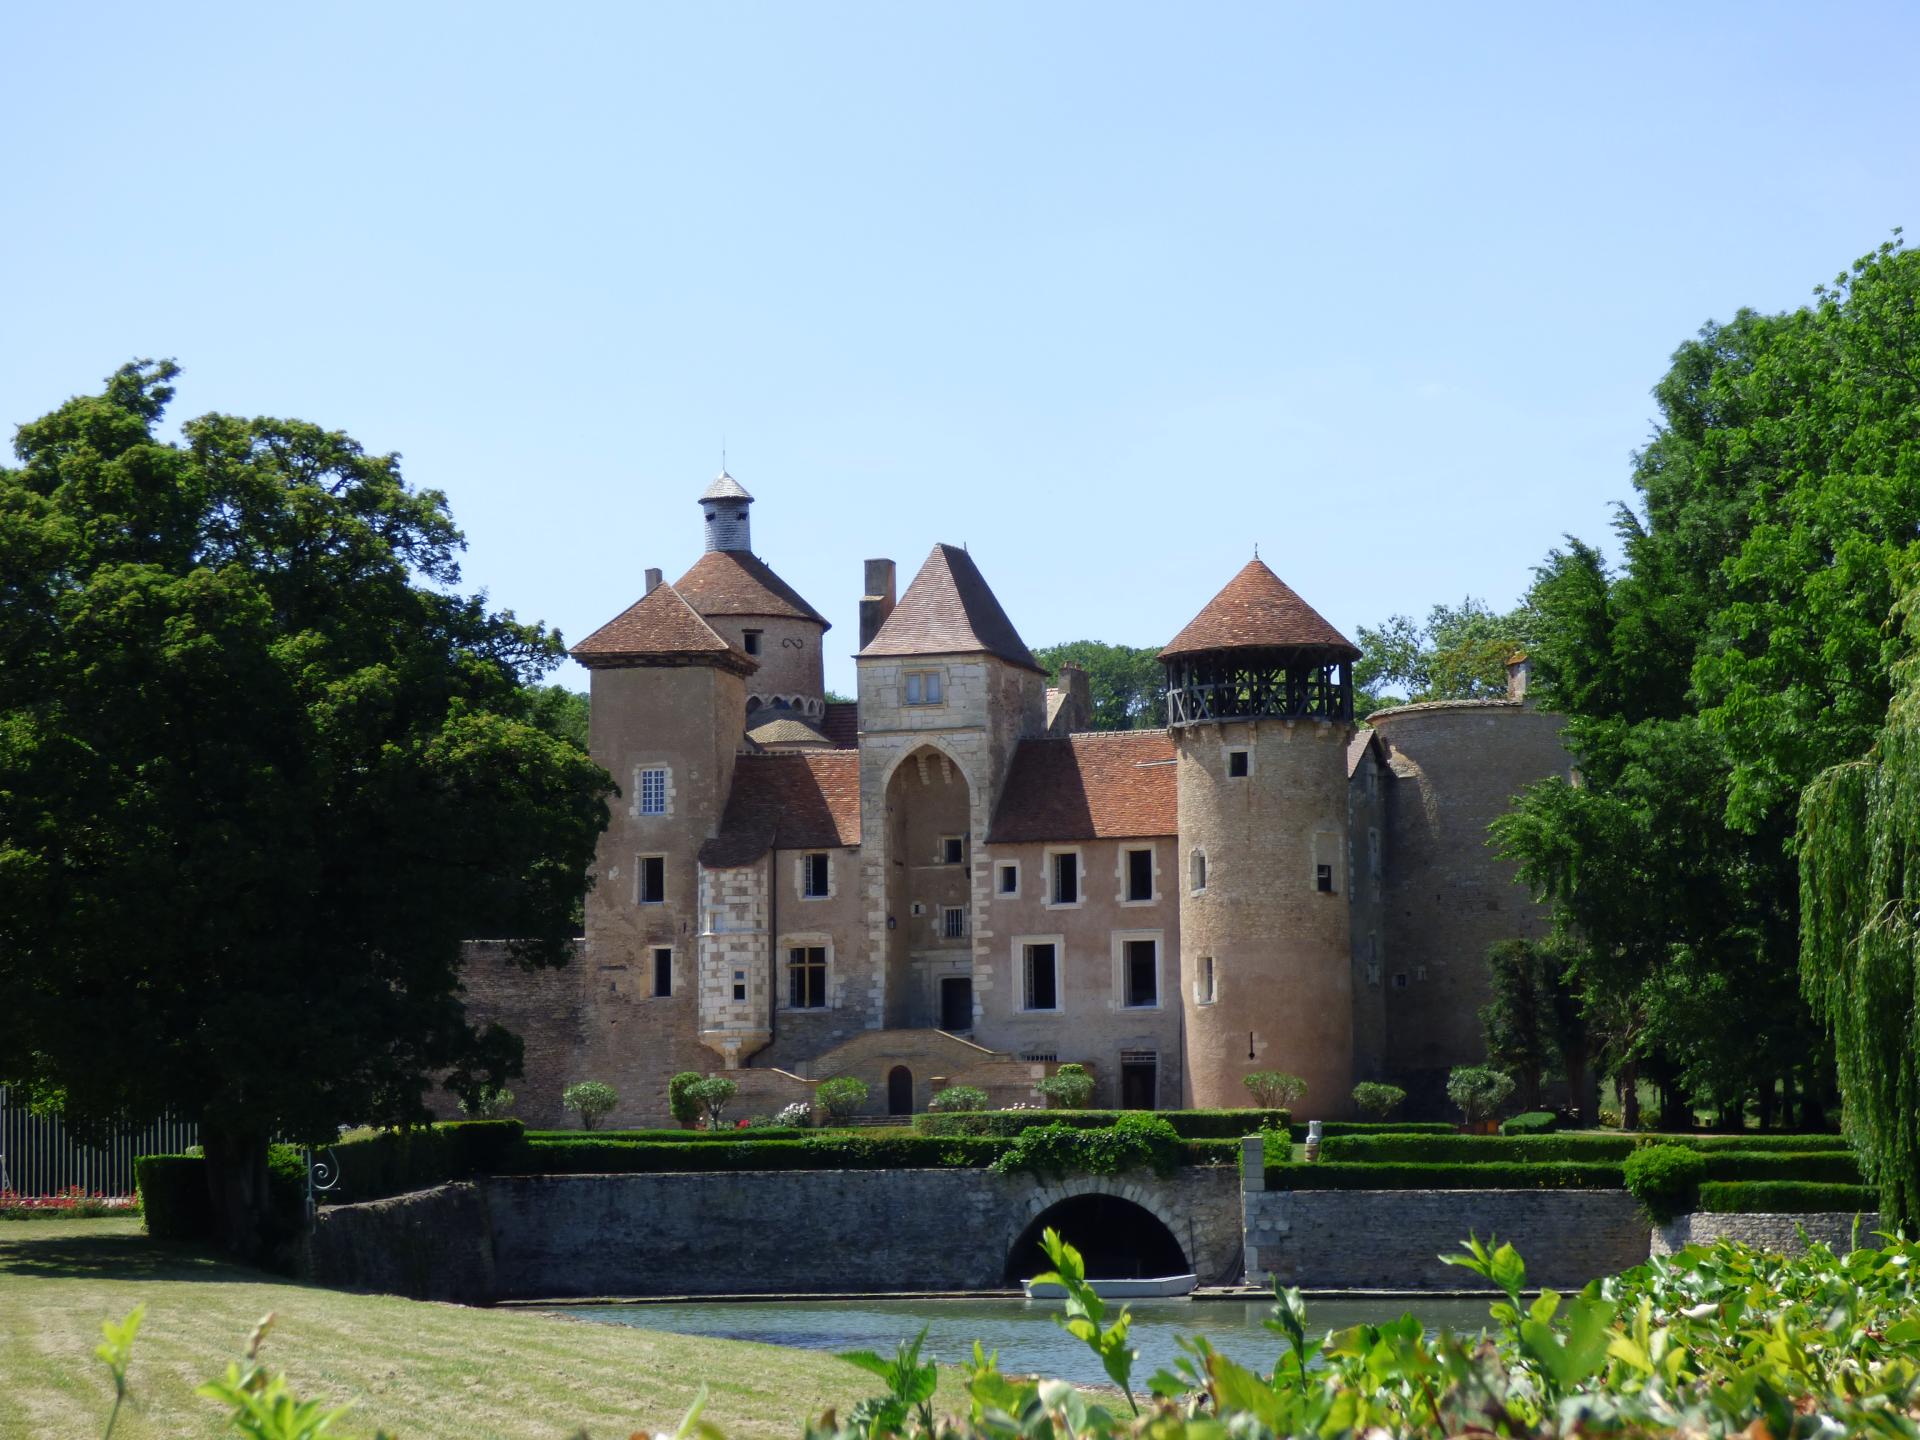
[1799,632,1920,1227]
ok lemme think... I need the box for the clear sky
[5,3,1915,696]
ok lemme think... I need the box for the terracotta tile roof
[700,471,753,502]
[857,544,1041,673]
[987,731,1177,844]
[700,752,861,867]
[746,714,831,747]
[673,550,829,628]
[821,702,859,748]
[1159,558,1359,662]
[571,583,758,672]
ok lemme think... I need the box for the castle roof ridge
[674,548,829,627]
[857,543,1042,673]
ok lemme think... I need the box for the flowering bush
[774,1101,814,1128]
[0,1186,137,1218]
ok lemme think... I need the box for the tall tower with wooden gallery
[1161,558,1361,1114]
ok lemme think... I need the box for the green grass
[0,1218,962,1439]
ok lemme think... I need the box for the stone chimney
[1058,662,1092,732]
[645,567,663,596]
[859,558,896,649]
[1506,653,1531,705]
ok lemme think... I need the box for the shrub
[667,1071,704,1128]
[1037,1063,1094,1110]
[1288,1120,1455,1141]
[563,1081,619,1131]
[1266,1159,1625,1190]
[1623,1144,1708,1221]
[927,1085,990,1113]
[514,1134,1009,1173]
[1695,1181,1880,1214]
[774,1101,814,1128]
[816,1075,869,1122]
[135,1154,213,1241]
[1446,1065,1515,1126]
[1351,1081,1406,1119]
[686,1076,738,1129]
[330,1120,527,1201]
[1500,1110,1558,1136]
[914,1108,1289,1139]
[994,1113,1183,1178]
[455,1084,515,1120]
[1244,1071,1307,1109]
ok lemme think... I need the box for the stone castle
[459,474,1570,1125]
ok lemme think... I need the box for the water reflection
[555,1294,1496,1390]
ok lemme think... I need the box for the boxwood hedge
[331,1119,525,1201]
[913,1108,1289,1139]
[1695,1180,1880,1214]
[1318,1131,1851,1165]
[1264,1160,1626,1190]
[514,1134,1011,1172]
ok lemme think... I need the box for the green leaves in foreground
[834,1328,938,1437]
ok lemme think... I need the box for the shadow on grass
[0,1226,282,1285]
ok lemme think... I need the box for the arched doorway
[1004,1194,1189,1283]
[882,745,972,1028]
[887,1066,913,1115]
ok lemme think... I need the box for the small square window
[904,670,944,706]
[803,852,830,898]
[652,946,672,998]
[1316,863,1334,894]
[639,855,666,904]
[639,767,668,815]
[1125,848,1153,902]
[1393,971,1408,990]
[942,835,966,866]
[743,629,763,656]
[1227,750,1250,778]
[998,863,1018,896]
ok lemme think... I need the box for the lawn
[0,1217,960,1440]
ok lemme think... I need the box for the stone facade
[450,479,1572,1128]
[1651,1210,1884,1257]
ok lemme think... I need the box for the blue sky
[5,3,1915,696]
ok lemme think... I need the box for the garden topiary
[1037,1063,1094,1110]
[1500,1110,1559,1136]
[667,1071,704,1129]
[1245,1071,1308,1109]
[1446,1066,1515,1127]
[562,1081,619,1131]
[686,1076,738,1129]
[1623,1143,1708,1222]
[815,1075,869,1122]
[1351,1081,1406,1120]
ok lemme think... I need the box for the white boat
[1022,1274,1198,1300]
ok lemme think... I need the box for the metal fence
[0,1087,197,1197]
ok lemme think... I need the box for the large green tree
[1354,598,1535,716]
[1031,641,1166,730]
[0,362,613,1257]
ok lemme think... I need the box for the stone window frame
[1118,842,1158,906]
[633,762,674,818]
[1189,847,1208,896]
[940,833,967,866]
[903,668,946,707]
[940,904,968,940]
[743,628,764,656]
[635,852,667,906]
[1111,928,1165,1011]
[995,857,1021,899]
[1013,933,1066,1013]
[1193,953,1217,1006]
[1225,745,1254,779]
[797,851,834,901]
[1312,829,1343,895]
[1043,847,1084,910]
[779,932,834,1011]
[649,945,674,999]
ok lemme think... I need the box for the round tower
[701,471,753,553]
[1163,558,1359,1116]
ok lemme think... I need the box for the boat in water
[1022,1274,1198,1300]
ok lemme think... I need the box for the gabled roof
[857,543,1041,673]
[673,549,829,628]
[987,731,1178,844]
[699,752,861,868]
[700,471,753,502]
[571,583,758,673]
[821,701,859,748]
[1347,727,1390,779]
[1158,558,1359,662]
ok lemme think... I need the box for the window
[1195,955,1216,1005]
[1190,850,1207,894]
[1050,851,1079,906]
[733,969,747,1002]
[1393,971,1408,990]
[997,862,1019,896]
[639,767,668,816]
[1125,847,1154,902]
[1368,828,1381,882]
[743,629,763,656]
[1227,749,1250,778]
[942,905,966,939]
[651,946,672,998]
[802,852,830,899]
[942,835,966,866]
[787,946,827,1008]
[1122,938,1158,1007]
[904,670,944,705]
[1316,864,1334,893]
[638,855,666,904]
[1022,942,1059,1010]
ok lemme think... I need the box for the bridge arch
[1003,1184,1190,1283]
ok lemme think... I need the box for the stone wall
[310,1165,1243,1302]
[1651,1210,1884,1257]
[449,941,586,1128]
[1243,1185,1649,1289]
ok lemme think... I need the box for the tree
[457,1085,516,1120]
[687,1076,738,1129]
[562,1081,618,1131]
[1350,1082,1405,1119]
[667,1071,704,1129]
[1447,1066,1515,1127]
[1354,599,1534,715]
[815,1075,869,1122]
[1480,938,1588,1116]
[1037,1063,1094,1109]
[1242,1071,1307,1110]
[1030,642,1165,730]
[0,362,613,1259]
[525,685,589,750]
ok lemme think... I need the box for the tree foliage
[1354,599,1534,716]
[1030,641,1165,730]
[0,361,613,1256]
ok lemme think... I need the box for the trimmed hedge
[331,1120,525,1202]
[1500,1111,1559,1136]
[541,1127,817,1143]
[914,1108,1289,1140]
[1265,1160,1625,1190]
[514,1134,1011,1172]
[1285,1121,1457,1142]
[1696,1181,1880,1215]
[135,1154,213,1240]
[1319,1132,1852,1165]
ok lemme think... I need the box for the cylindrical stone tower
[1162,558,1360,1117]
[700,471,753,553]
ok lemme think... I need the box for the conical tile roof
[571,582,758,672]
[1158,558,1358,661]
[674,549,829,627]
[857,543,1041,673]
[700,471,753,502]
